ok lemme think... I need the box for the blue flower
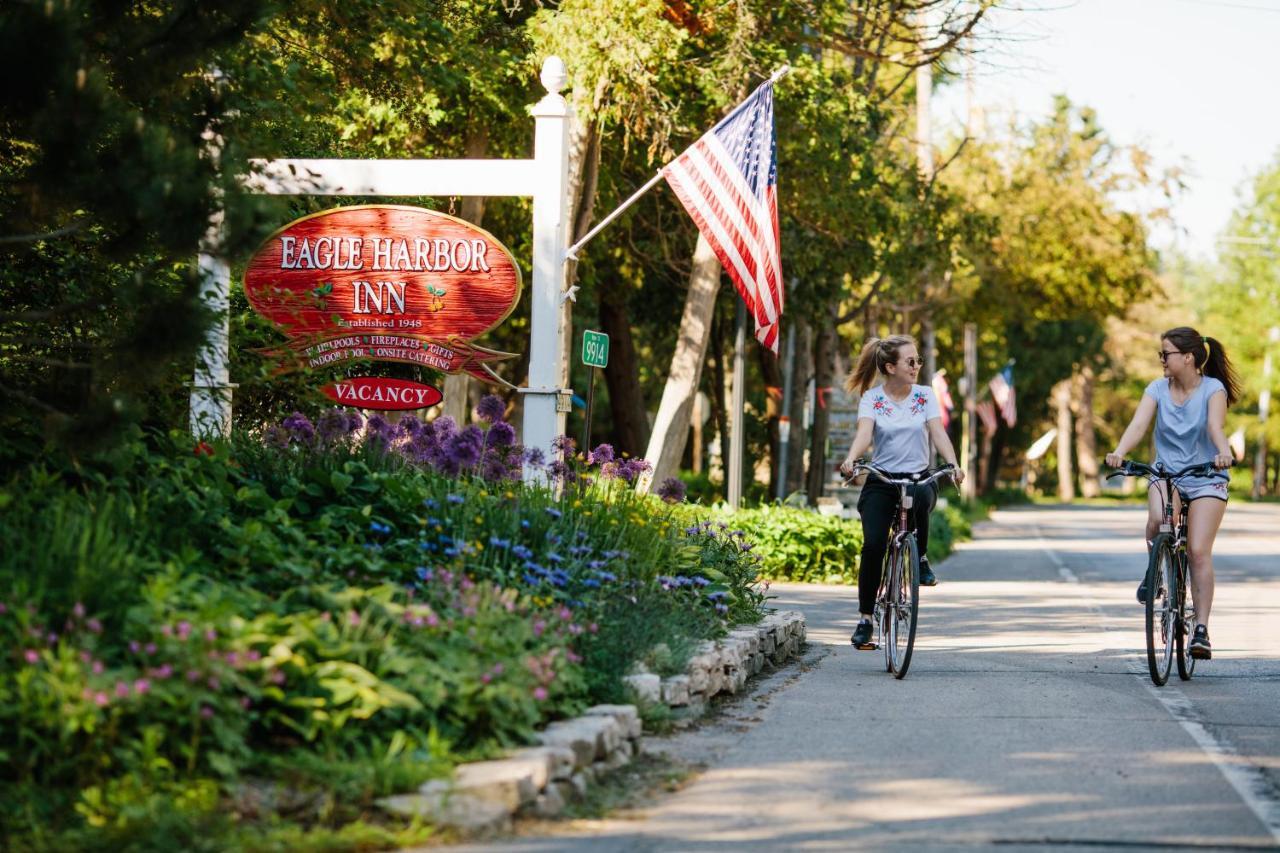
[522,572,541,586]
[583,579,601,588]
[545,507,563,520]
[423,498,438,509]
[587,560,607,570]
[489,536,510,548]
[546,553,563,564]
[692,576,711,587]
[596,571,617,583]
[447,494,465,505]
[369,521,391,535]
[427,517,441,526]
[512,545,533,560]
[444,546,461,557]
[575,530,589,540]
[415,567,433,581]
[707,591,728,601]
[521,520,531,530]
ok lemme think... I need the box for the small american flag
[989,365,1017,427]
[976,399,998,435]
[663,80,783,353]
[931,370,955,430]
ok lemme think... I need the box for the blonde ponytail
[845,335,915,396]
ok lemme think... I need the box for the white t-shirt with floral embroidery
[857,384,941,473]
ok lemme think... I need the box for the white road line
[1036,523,1280,845]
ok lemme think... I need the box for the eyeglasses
[1157,349,1184,363]
[900,357,924,368]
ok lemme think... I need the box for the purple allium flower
[533,686,548,701]
[263,425,291,449]
[475,394,507,424]
[588,443,615,465]
[365,413,401,448]
[551,435,576,459]
[399,415,423,438]
[448,427,484,467]
[433,415,458,442]
[282,412,315,444]
[133,679,151,695]
[657,477,687,503]
[317,408,354,443]
[616,458,652,483]
[488,421,516,448]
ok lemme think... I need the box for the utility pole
[916,34,936,383]
[728,300,748,508]
[1253,325,1279,498]
[776,322,797,501]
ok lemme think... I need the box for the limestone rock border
[376,610,806,835]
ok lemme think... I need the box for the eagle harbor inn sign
[244,205,522,381]
[190,56,576,479]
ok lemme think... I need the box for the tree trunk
[1075,365,1100,497]
[1054,379,1074,501]
[638,233,722,492]
[983,426,1006,495]
[786,320,813,496]
[598,279,648,457]
[757,343,783,499]
[805,314,838,505]
[442,129,492,423]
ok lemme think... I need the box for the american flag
[663,80,783,353]
[989,365,1017,427]
[976,399,998,435]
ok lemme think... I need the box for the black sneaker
[919,557,938,587]
[851,619,875,650]
[1190,624,1212,660]
[1137,578,1148,604]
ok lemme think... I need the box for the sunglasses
[1157,349,1184,363]
[900,357,924,368]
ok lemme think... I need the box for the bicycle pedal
[855,642,879,651]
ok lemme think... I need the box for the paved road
[451,503,1280,851]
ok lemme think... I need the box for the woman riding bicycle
[1105,326,1240,660]
[838,335,964,650]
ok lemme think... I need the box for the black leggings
[856,479,937,614]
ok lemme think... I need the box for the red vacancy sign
[320,377,442,410]
[244,205,521,380]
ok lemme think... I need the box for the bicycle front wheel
[886,535,921,679]
[1145,534,1176,686]
[1175,552,1196,681]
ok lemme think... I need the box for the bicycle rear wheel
[1175,554,1196,681]
[886,535,921,679]
[1145,534,1176,686]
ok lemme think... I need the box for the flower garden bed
[0,399,770,850]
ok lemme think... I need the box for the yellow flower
[474,515,483,524]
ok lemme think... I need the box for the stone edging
[376,610,806,835]
[623,610,807,716]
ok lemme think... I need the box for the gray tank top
[1145,376,1227,481]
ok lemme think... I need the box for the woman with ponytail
[837,335,964,650]
[1106,326,1240,660]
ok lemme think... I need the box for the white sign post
[190,57,575,477]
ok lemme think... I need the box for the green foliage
[698,504,865,585]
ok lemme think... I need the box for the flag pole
[564,64,792,261]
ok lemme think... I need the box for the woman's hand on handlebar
[838,458,859,479]
[1104,451,1124,468]
[1214,452,1233,470]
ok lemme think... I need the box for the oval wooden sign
[244,205,522,348]
[320,377,443,410]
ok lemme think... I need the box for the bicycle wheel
[887,535,921,679]
[1145,534,1176,686]
[1175,553,1196,681]
[880,546,896,672]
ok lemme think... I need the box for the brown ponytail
[846,335,915,396]
[1162,326,1241,406]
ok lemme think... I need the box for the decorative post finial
[540,56,567,94]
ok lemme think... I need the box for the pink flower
[144,643,157,655]
[22,649,39,665]
[94,692,109,707]
[426,612,440,628]
[129,641,140,654]
[533,686,548,701]
[0,601,7,614]
[557,607,572,621]
[72,602,85,619]
[200,705,214,719]
[46,632,58,645]
[240,697,252,709]
[532,620,546,637]
[207,676,220,690]
[588,623,599,634]
[491,663,504,676]
[92,660,104,675]
[269,670,286,685]
[347,611,361,627]
[246,650,261,662]
[204,628,217,642]
[114,681,129,698]
[161,625,172,637]
[79,650,92,663]
[186,669,201,682]
[151,664,173,680]
[87,618,102,634]
[176,621,192,640]
[481,673,492,684]
[133,679,151,695]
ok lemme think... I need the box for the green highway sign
[582,329,609,369]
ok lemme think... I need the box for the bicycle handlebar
[1106,459,1232,482]
[845,463,957,488]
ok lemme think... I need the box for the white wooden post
[192,57,575,479]
[523,57,573,470]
